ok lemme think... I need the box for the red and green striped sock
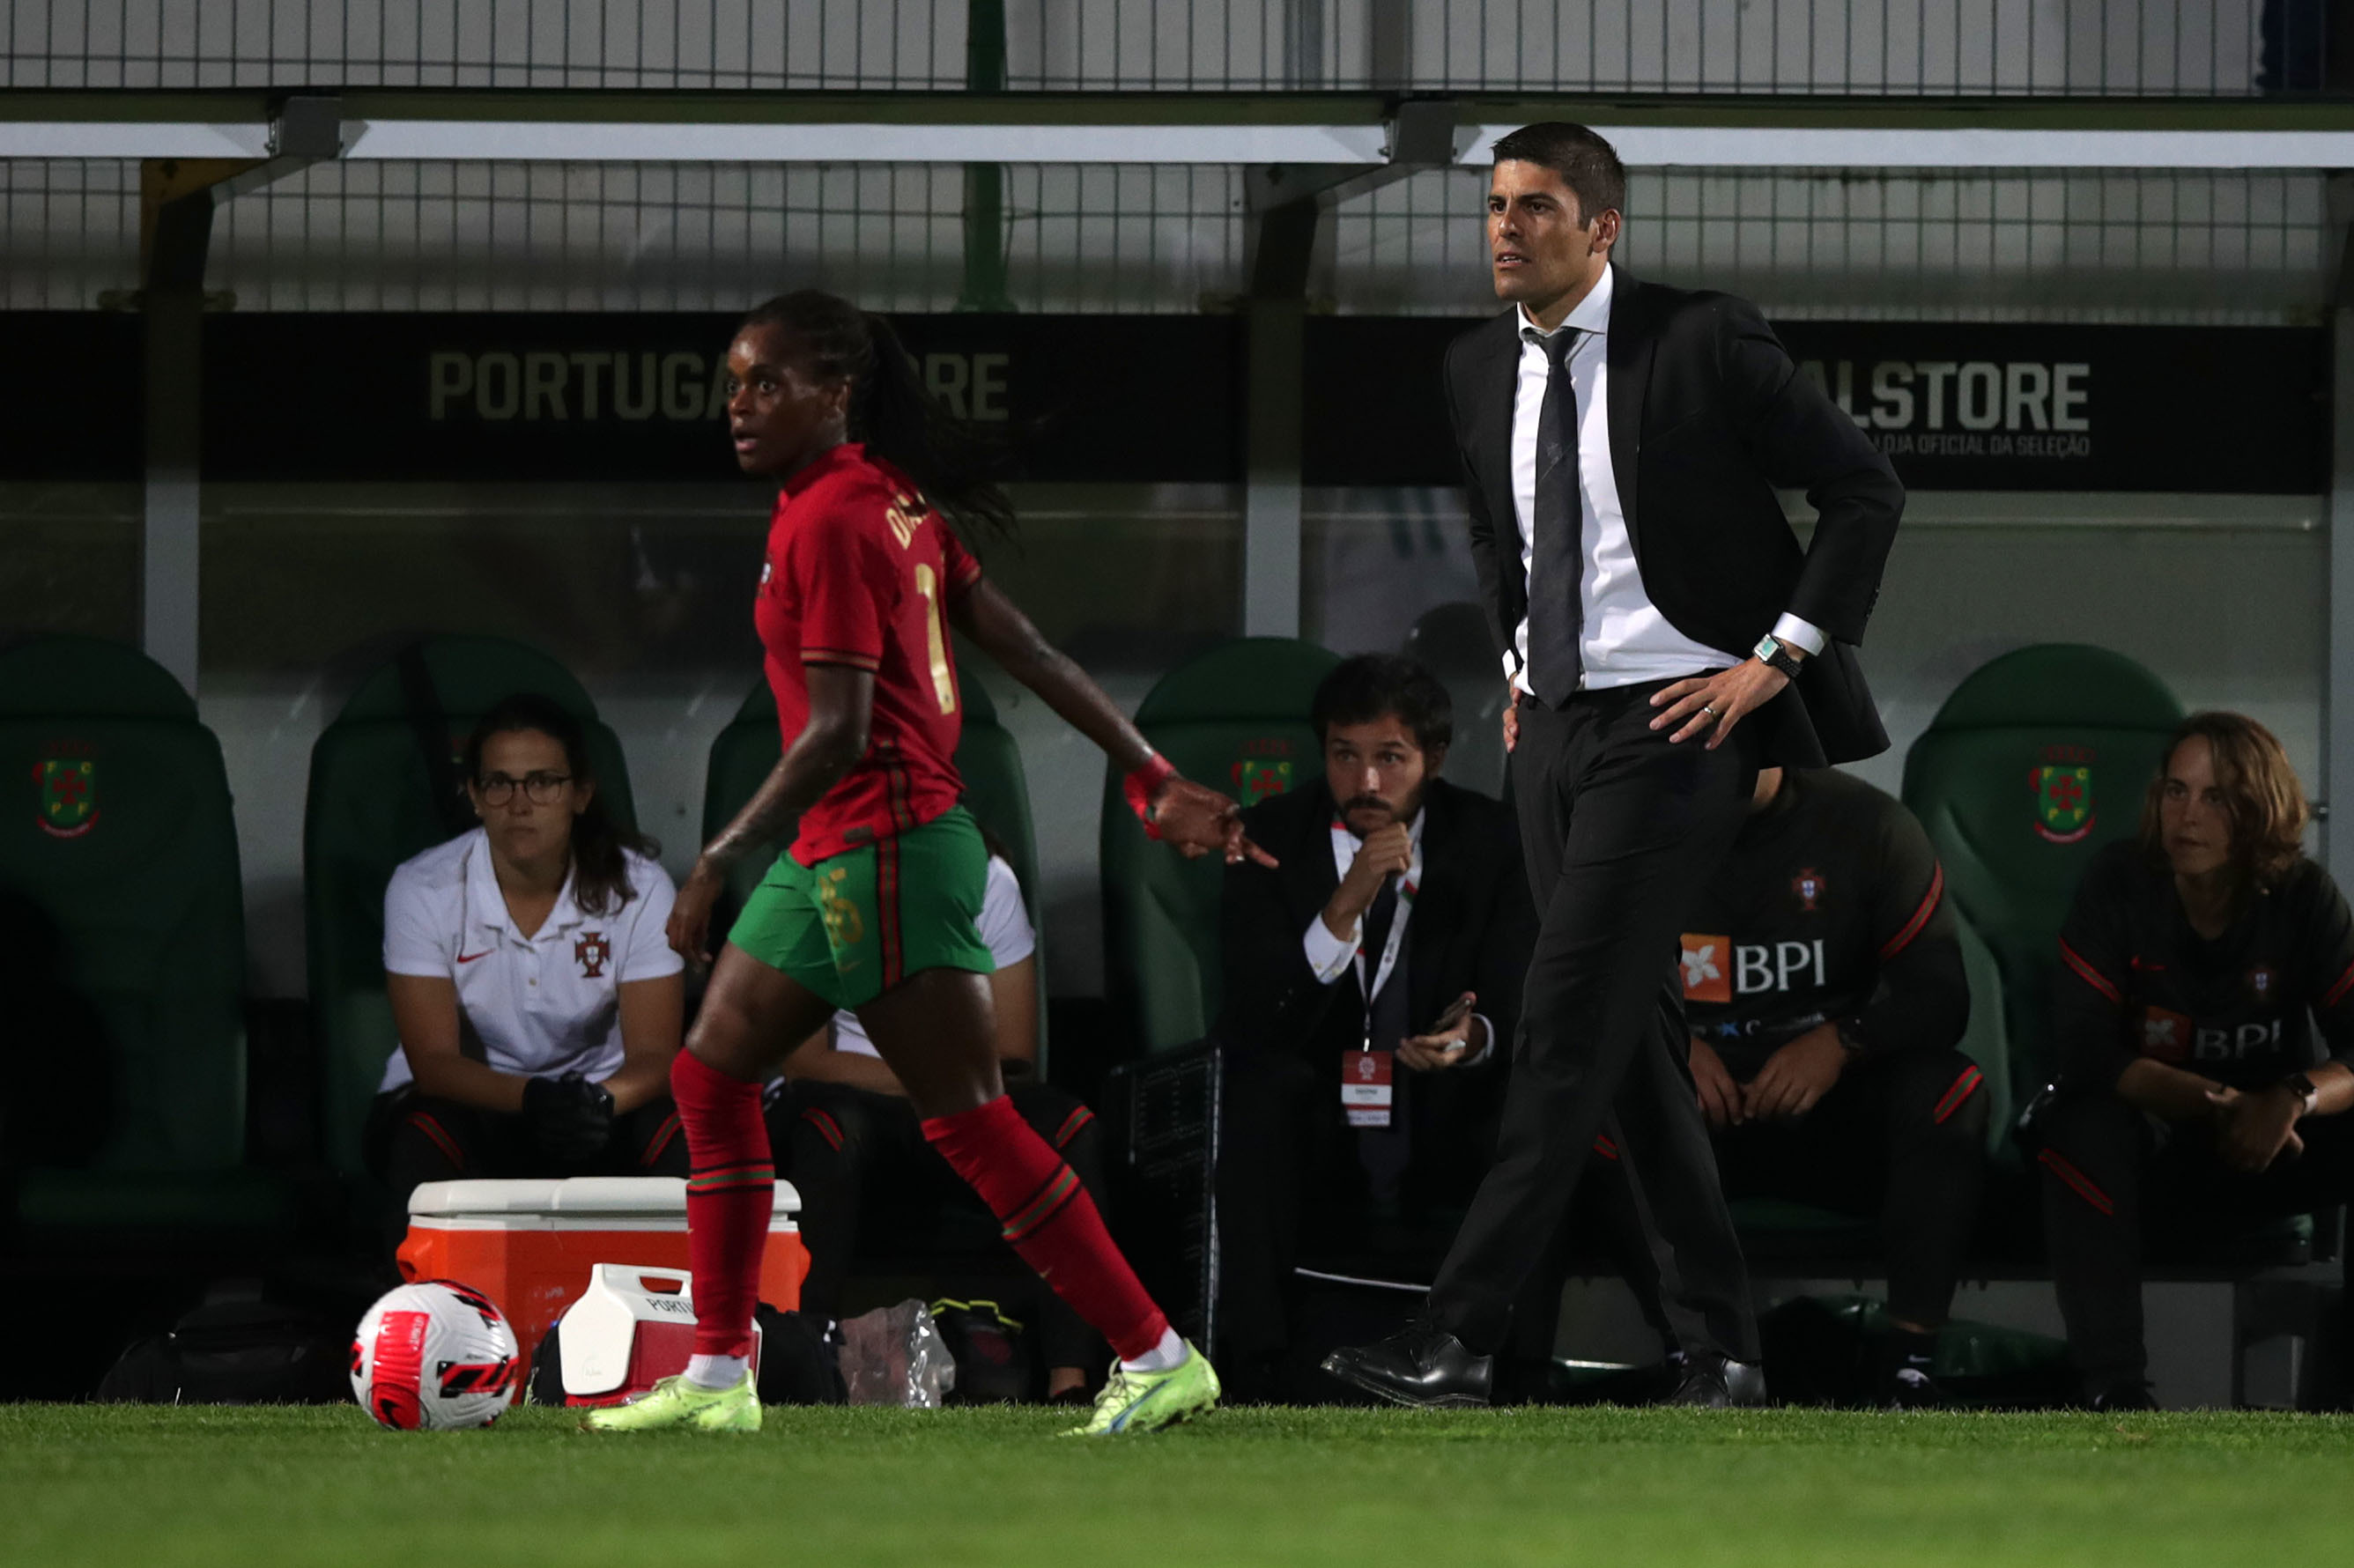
[672,1048,774,1359]
[922,1094,1169,1363]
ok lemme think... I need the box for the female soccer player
[588,290,1257,1437]
[2039,712,2354,1409]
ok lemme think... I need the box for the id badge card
[1342,1050,1394,1128]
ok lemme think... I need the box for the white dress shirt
[1505,264,1825,692]
[1299,810,1494,1066]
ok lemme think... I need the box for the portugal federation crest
[2032,765,2094,845]
[574,930,611,980]
[34,754,97,839]
[1791,866,1826,912]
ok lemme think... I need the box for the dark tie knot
[1532,326,1580,372]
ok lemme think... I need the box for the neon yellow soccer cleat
[1065,1342,1220,1436]
[580,1373,760,1435]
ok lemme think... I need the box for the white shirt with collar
[1505,263,1825,692]
[379,826,684,1091]
[1299,809,1494,1067]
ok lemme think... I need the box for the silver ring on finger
[1700,703,1721,720]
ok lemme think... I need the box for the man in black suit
[1214,655,1536,1401]
[1323,122,1903,1409]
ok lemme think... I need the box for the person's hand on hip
[1651,657,1791,749]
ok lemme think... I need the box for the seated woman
[769,838,1107,1402]
[368,693,689,1237]
[2041,711,2354,1409]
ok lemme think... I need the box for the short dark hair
[1311,655,1453,755]
[1490,122,1626,227]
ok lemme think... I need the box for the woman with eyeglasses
[366,692,690,1236]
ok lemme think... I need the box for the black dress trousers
[1426,678,1763,1360]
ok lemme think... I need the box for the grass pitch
[5,1403,2351,1567]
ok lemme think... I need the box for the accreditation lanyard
[1329,816,1424,1054]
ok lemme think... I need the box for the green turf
[5,1403,2352,1567]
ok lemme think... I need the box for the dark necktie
[1523,326,1585,707]
[1359,874,1400,999]
[1355,873,1414,1208]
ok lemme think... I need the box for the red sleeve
[939,521,983,597]
[788,503,899,672]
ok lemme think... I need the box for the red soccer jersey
[754,442,982,864]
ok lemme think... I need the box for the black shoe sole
[1318,1354,1492,1410]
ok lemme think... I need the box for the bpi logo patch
[34,743,98,839]
[1680,936,1730,1004]
[2139,1006,2194,1063]
[2032,745,2097,845]
[574,931,611,979]
[1791,866,1827,912]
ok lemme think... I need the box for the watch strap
[1754,633,1804,679]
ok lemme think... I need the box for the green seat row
[0,635,289,1241]
[0,625,2191,1250]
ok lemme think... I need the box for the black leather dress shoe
[1321,1314,1494,1409]
[1664,1352,1769,1408]
[2088,1381,2158,1412]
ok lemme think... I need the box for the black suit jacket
[1216,777,1536,1075]
[1444,264,1904,766]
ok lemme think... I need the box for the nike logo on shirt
[455,950,493,964]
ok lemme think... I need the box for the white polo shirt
[831,855,1033,1060]
[380,827,684,1092]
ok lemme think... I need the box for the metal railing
[1333,166,2333,321]
[5,157,2323,321]
[1,1,2332,95]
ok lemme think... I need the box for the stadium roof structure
[11,88,2354,167]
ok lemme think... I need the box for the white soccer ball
[350,1279,521,1431]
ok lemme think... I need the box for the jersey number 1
[913,564,958,716]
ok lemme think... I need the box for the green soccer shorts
[727,805,996,1010]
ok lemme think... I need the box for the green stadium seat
[1899,645,2184,1101]
[306,637,639,1179]
[0,634,289,1239]
[1099,637,1343,1054]
[1951,910,2017,1165]
[1400,601,1507,801]
[700,668,1047,1058]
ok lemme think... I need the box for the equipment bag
[96,1293,351,1405]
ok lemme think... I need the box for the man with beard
[1211,655,1538,1400]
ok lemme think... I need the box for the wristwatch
[2282,1071,2320,1118]
[1753,632,1806,679]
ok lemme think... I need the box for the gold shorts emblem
[818,865,864,959]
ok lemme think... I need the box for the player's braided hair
[464,693,660,919]
[739,289,1018,544]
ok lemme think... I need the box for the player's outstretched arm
[949,578,1274,868]
[668,664,876,961]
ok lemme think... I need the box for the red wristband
[1122,753,1178,840]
